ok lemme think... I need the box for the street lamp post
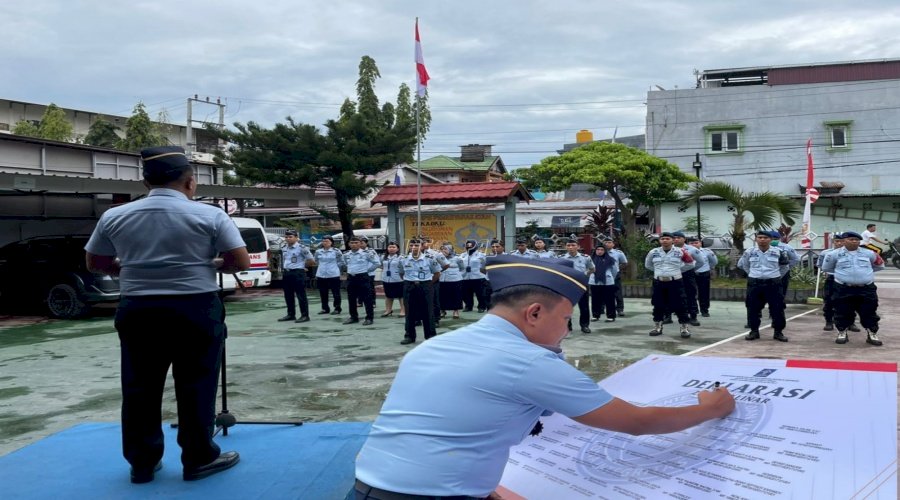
[692,153,703,241]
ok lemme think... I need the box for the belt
[748,277,780,283]
[354,479,484,500]
[284,268,306,273]
[655,275,682,282]
[405,280,430,285]
[348,273,368,277]
[835,281,874,287]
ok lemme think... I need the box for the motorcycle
[880,238,900,268]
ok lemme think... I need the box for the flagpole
[416,92,422,236]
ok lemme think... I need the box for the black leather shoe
[330,309,341,315]
[662,316,673,325]
[580,327,591,334]
[477,308,486,313]
[463,308,473,312]
[689,318,701,326]
[295,316,310,323]
[362,319,373,326]
[342,318,359,325]
[318,310,330,315]
[400,338,415,345]
[701,312,710,318]
[848,324,861,332]
[773,332,789,342]
[183,451,239,481]
[617,310,625,317]
[823,322,834,331]
[131,461,162,484]
[745,330,760,341]
[277,315,296,322]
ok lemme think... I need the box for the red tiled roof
[371,182,533,205]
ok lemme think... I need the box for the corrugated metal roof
[769,60,900,85]
[370,182,533,204]
[416,155,500,171]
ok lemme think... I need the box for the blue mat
[0,421,371,499]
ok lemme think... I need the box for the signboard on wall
[403,213,497,251]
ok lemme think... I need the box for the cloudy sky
[4,0,900,168]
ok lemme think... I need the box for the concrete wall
[645,79,900,196]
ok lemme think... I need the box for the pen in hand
[712,381,720,391]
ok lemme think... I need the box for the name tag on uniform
[291,255,298,264]
[386,270,392,277]
[418,270,427,279]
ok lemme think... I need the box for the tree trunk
[335,193,355,250]
[728,214,746,277]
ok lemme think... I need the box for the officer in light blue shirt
[768,231,800,303]
[644,233,693,337]
[314,236,344,315]
[400,239,443,344]
[343,237,380,325]
[738,232,790,342]
[816,233,856,332]
[85,146,247,482]
[689,237,718,318]
[354,255,735,499]
[602,238,628,317]
[509,238,538,259]
[533,236,558,259]
[278,230,315,322]
[460,239,488,312]
[559,241,594,333]
[673,232,700,325]
[821,231,884,345]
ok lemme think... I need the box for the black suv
[0,236,120,318]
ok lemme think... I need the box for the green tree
[681,181,801,273]
[680,215,717,236]
[517,142,694,276]
[12,120,40,138]
[119,102,166,152]
[83,118,121,148]
[214,56,428,246]
[36,104,73,142]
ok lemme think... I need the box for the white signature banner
[499,355,897,499]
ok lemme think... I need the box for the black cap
[755,231,773,238]
[485,255,588,306]
[660,232,674,238]
[685,236,699,243]
[359,236,369,242]
[671,231,685,238]
[842,231,863,240]
[141,146,191,185]
[533,236,545,242]
[284,229,298,237]
[833,232,844,240]
[516,238,528,245]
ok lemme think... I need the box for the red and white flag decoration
[415,18,430,98]
[800,138,817,248]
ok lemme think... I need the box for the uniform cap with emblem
[766,230,782,239]
[485,254,588,306]
[284,229,298,237]
[833,232,844,240]
[141,146,191,185]
[671,231,685,238]
[685,236,698,243]
[660,232,674,238]
[842,231,863,240]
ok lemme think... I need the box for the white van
[330,228,389,251]
[220,217,272,293]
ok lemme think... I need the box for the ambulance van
[220,217,272,293]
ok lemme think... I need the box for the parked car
[0,236,120,318]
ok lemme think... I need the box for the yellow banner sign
[403,213,498,252]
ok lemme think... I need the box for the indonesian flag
[800,138,817,249]
[415,19,430,98]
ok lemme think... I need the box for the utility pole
[184,95,226,154]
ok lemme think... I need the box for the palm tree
[682,181,801,272]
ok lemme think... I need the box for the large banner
[498,355,897,499]
[403,213,497,252]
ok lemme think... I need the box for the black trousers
[652,279,689,323]
[404,281,436,340]
[115,292,224,470]
[746,278,786,332]
[823,276,835,323]
[780,272,791,304]
[590,284,617,319]
[682,270,698,317]
[347,274,374,320]
[695,271,711,314]
[432,280,441,320]
[282,269,309,318]
[317,276,342,312]
[461,278,488,311]
[568,290,591,329]
[834,283,879,332]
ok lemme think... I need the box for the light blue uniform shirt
[380,254,405,283]
[85,188,245,296]
[508,249,538,259]
[314,247,344,278]
[817,248,835,276]
[355,314,613,497]
[401,253,441,282]
[693,247,718,274]
[588,265,617,286]
[773,243,800,276]
[822,247,884,285]
[644,246,688,279]
[282,243,313,270]
[461,250,487,280]
[607,248,628,277]
[676,245,699,272]
[738,247,784,279]
[362,247,380,276]
[345,249,380,275]
[534,249,558,259]
[559,252,594,275]
[439,255,464,282]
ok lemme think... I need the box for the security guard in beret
[278,229,315,323]
[602,238,628,317]
[400,239,442,344]
[768,230,800,301]
[460,239,489,312]
[86,146,247,482]
[357,236,379,309]
[510,238,538,259]
[344,236,380,325]
[672,231,701,326]
[816,233,860,332]
[821,231,885,345]
[421,236,449,325]
[355,255,735,499]
[645,232,693,338]
[559,240,595,333]
[738,232,790,342]
[688,236,718,318]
